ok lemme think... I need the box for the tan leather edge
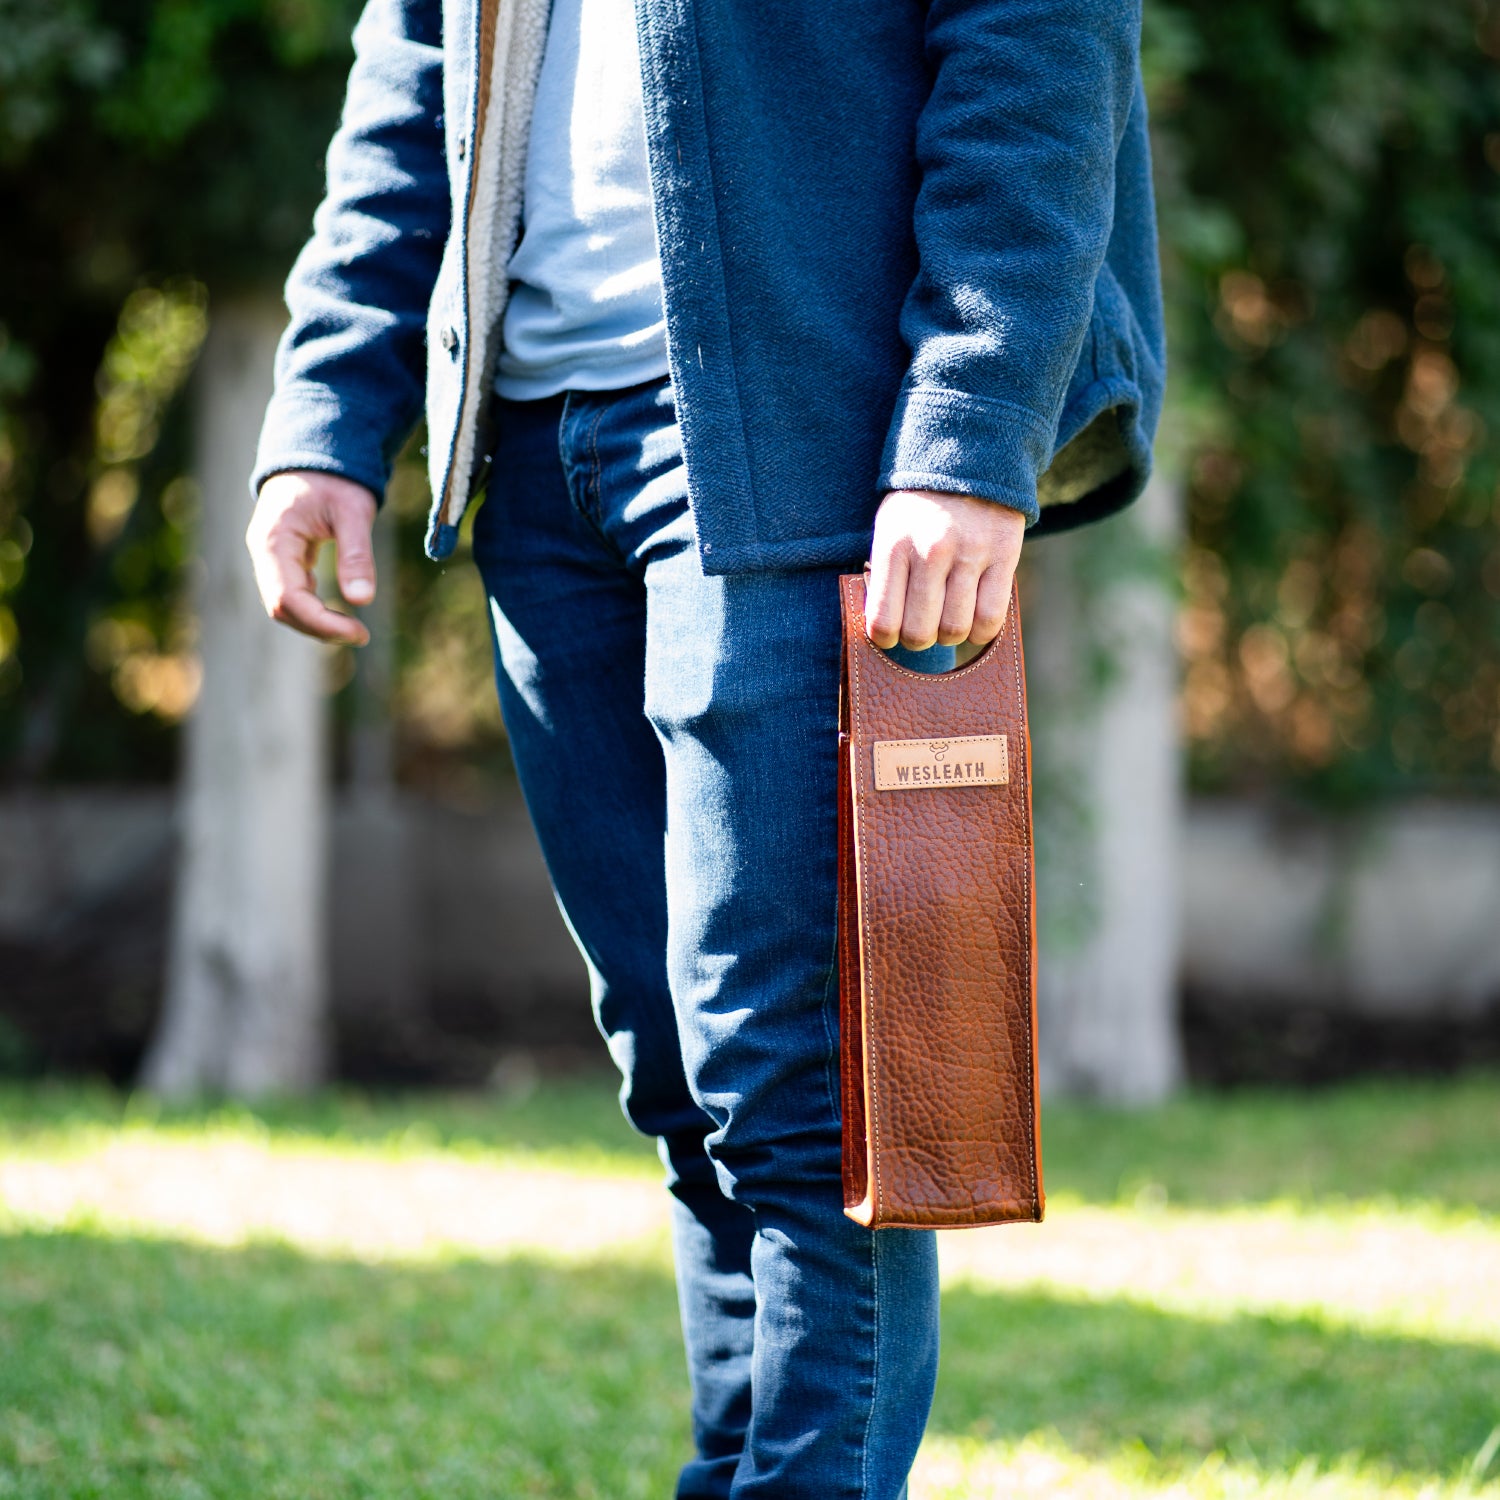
[1000,587,1044,1223]
[1016,586,1045,1221]
[843,1191,876,1227]
[843,576,883,1226]
[861,962,878,1224]
[837,577,872,1219]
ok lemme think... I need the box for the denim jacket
[253,0,1166,572]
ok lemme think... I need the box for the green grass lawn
[0,1072,1496,1499]
[3,1070,1494,1211]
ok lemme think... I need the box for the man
[247,0,1164,1493]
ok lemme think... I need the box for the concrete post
[140,297,329,1096]
[1025,470,1185,1104]
[334,501,420,1053]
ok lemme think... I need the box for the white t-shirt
[495,0,671,400]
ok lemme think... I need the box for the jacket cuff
[250,386,397,504]
[878,384,1054,525]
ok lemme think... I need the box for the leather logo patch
[871,735,1008,791]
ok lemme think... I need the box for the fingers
[330,490,377,607]
[969,564,1014,647]
[933,563,981,648]
[865,538,911,650]
[246,472,375,647]
[264,526,371,646]
[865,489,1027,653]
[897,550,949,650]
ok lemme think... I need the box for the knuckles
[911,536,953,569]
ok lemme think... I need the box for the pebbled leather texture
[838,574,1044,1230]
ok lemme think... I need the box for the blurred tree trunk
[140,297,329,1096]
[336,500,421,1059]
[1026,467,1185,1105]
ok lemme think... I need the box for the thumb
[330,495,377,608]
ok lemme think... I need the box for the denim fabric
[252,0,1165,570]
[470,374,941,1498]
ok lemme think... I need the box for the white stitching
[867,627,1011,685]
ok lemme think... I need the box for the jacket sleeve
[877,0,1140,523]
[251,0,449,502]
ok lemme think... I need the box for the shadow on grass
[935,1282,1500,1482]
[0,1229,688,1500]
[2,1229,1496,1498]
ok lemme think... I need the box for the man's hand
[246,471,379,647]
[866,489,1026,652]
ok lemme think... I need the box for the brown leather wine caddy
[837,573,1044,1229]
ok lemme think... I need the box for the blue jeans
[471,376,941,1499]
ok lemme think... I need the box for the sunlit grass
[3,1138,1495,1344]
[914,1432,1500,1500]
[0,1073,1496,1498]
[932,1284,1500,1490]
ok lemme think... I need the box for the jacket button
[439,326,459,353]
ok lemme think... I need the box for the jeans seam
[816,920,842,1150]
[556,393,578,511]
[588,397,607,520]
[860,1230,879,1500]
[557,392,613,546]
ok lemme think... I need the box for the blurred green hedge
[0,0,365,781]
[1153,0,1500,802]
[0,0,1497,800]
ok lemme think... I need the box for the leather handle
[840,574,1017,688]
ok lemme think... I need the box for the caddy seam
[850,582,881,1226]
[1010,592,1039,1213]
